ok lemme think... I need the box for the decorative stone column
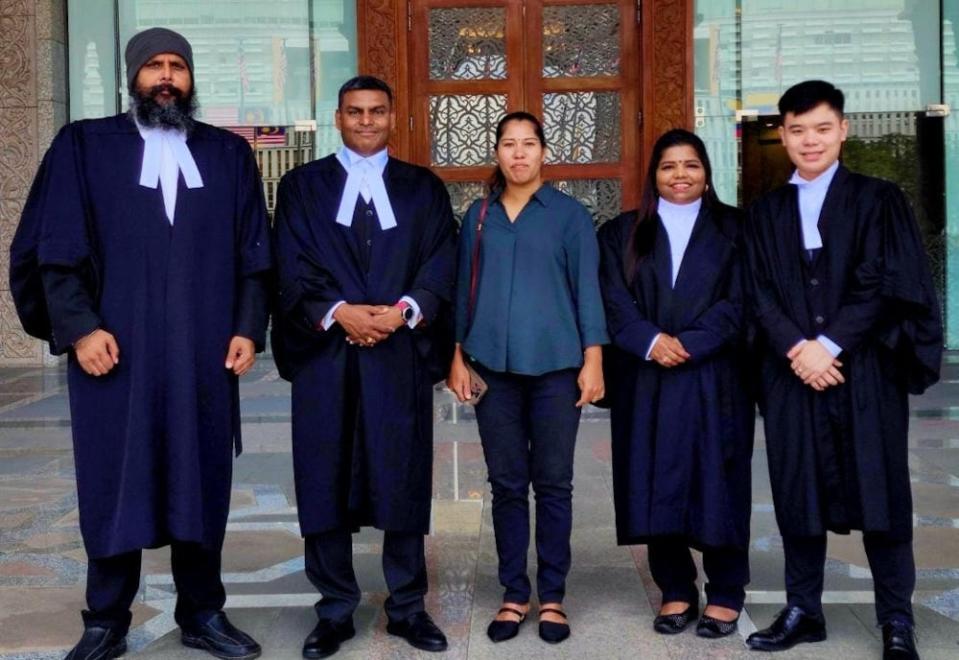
[0,0,68,366]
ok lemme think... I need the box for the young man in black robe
[743,80,942,659]
[271,76,456,658]
[14,28,271,660]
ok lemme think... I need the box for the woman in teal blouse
[447,111,608,645]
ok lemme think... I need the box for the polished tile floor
[0,355,958,659]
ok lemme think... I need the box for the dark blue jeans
[472,362,581,604]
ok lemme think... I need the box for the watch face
[403,307,414,321]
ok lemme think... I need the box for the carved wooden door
[409,0,641,223]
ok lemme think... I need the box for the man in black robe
[743,80,941,659]
[271,76,456,657]
[14,28,271,660]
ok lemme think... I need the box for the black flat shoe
[538,607,570,644]
[180,611,262,660]
[65,626,127,660]
[302,618,355,659]
[653,603,698,635]
[386,611,448,652]
[696,613,740,638]
[882,621,919,660]
[487,605,528,643]
[745,605,826,651]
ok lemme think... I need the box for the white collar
[135,120,203,223]
[657,196,702,219]
[333,146,397,230]
[789,160,840,190]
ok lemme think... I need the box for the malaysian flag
[226,126,256,145]
[256,126,287,146]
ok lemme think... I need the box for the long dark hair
[488,111,547,194]
[626,128,720,276]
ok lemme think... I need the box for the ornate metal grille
[552,179,623,226]
[445,181,489,225]
[429,8,507,80]
[430,94,507,167]
[542,4,620,78]
[543,92,621,163]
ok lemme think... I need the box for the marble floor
[1,355,958,659]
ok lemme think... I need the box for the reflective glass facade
[695,0,958,347]
[67,0,357,158]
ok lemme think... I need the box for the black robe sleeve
[40,265,100,352]
[676,241,744,364]
[402,173,457,324]
[598,215,662,359]
[273,173,346,333]
[743,201,806,357]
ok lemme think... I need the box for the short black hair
[778,80,845,117]
[337,75,393,108]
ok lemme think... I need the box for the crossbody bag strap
[466,197,490,327]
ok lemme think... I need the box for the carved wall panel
[642,0,692,161]
[0,0,67,366]
[0,14,36,108]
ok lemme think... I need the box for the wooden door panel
[410,0,642,222]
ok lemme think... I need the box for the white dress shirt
[136,122,203,224]
[789,160,843,357]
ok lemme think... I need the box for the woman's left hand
[576,346,605,407]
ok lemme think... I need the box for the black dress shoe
[745,605,826,651]
[64,626,127,660]
[386,611,448,652]
[653,603,698,635]
[882,621,919,660]
[302,618,355,659]
[538,607,570,644]
[180,611,262,660]
[696,613,739,638]
[487,605,528,643]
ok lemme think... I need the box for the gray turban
[125,27,194,91]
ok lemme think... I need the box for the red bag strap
[467,197,490,326]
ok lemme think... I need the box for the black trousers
[304,529,427,623]
[783,533,915,625]
[83,541,226,634]
[648,538,749,611]
[472,363,581,604]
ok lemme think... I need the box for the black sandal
[487,605,528,643]
[538,607,570,644]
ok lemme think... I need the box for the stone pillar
[0,0,68,366]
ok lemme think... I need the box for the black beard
[129,84,198,132]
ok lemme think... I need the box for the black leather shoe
[386,611,448,652]
[487,605,528,643]
[745,605,826,651]
[882,621,919,660]
[64,626,127,660]
[696,613,740,638]
[180,611,262,660]
[653,603,698,635]
[302,618,355,659]
[538,607,570,644]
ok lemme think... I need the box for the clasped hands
[649,333,689,368]
[333,303,405,348]
[787,339,844,391]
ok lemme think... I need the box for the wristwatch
[395,301,414,323]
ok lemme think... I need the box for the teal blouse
[454,184,609,376]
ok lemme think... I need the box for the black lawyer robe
[271,154,457,536]
[743,165,942,540]
[598,203,755,550]
[27,115,272,559]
